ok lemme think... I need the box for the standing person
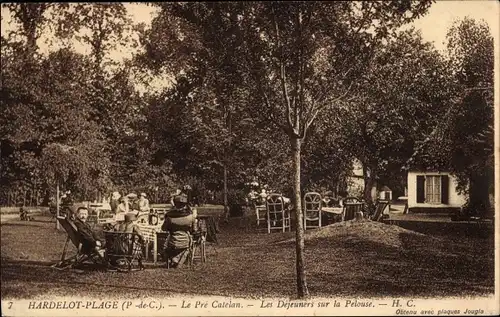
[116,196,130,222]
[61,190,73,206]
[181,185,193,205]
[170,189,182,206]
[60,191,74,218]
[138,193,150,213]
[110,192,121,214]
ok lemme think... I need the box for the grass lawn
[0,215,494,299]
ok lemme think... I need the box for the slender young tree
[137,1,433,298]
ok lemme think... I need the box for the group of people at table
[70,186,201,269]
[108,191,151,221]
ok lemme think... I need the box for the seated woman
[161,194,196,268]
[111,213,144,266]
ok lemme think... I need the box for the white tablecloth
[322,207,344,214]
[136,224,163,263]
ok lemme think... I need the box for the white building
[407,170,467,213]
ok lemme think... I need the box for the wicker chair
[103,231,145,272]
[266,193,291,233]
[303,192,322,230]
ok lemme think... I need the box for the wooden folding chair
[371,200,389,222]
[304,192,322,230]
[103,231,145,272]
[342,202,364,222]
[51,216,104,270]
[266,193,291,233]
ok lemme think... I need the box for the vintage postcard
[1,1,498,316]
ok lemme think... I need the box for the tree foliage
[138,1,434,298]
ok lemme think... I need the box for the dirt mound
[279,219,428,248]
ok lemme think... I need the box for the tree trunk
[291,137,309,298]
[467,172,491,217]
[362,164,377,217]
[223,164,229,220]
[363,165,376,200]
[56,183,60,230]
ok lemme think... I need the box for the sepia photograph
[1,1,498,316]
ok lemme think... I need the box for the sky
[1,1,499,91]
[121,1,500,52]
[409,0,499,52]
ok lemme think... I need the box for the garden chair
[342,202,364,222]
[51,216,105,270]
[156,231,194,269]
[103,231,145,272]
[155,222,210,268]
[266,193,291,233]
[254,203,267,227]
[190,218,208,265]
[371,200,389,222]
[303,192,322,230]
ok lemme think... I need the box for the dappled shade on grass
[1,216,494,299]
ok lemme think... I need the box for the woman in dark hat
[161,194,196,268]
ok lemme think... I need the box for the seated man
[161,194,196,268]
[73,206,106,261]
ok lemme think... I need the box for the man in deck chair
[73,206,106,261]
[161,194,195,268]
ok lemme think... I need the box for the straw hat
[140,193,147,198]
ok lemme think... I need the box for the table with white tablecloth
[321,207,344,225]
[322,207,344,215]
[136,224,162,262]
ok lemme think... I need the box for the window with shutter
[441,175,449,204]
